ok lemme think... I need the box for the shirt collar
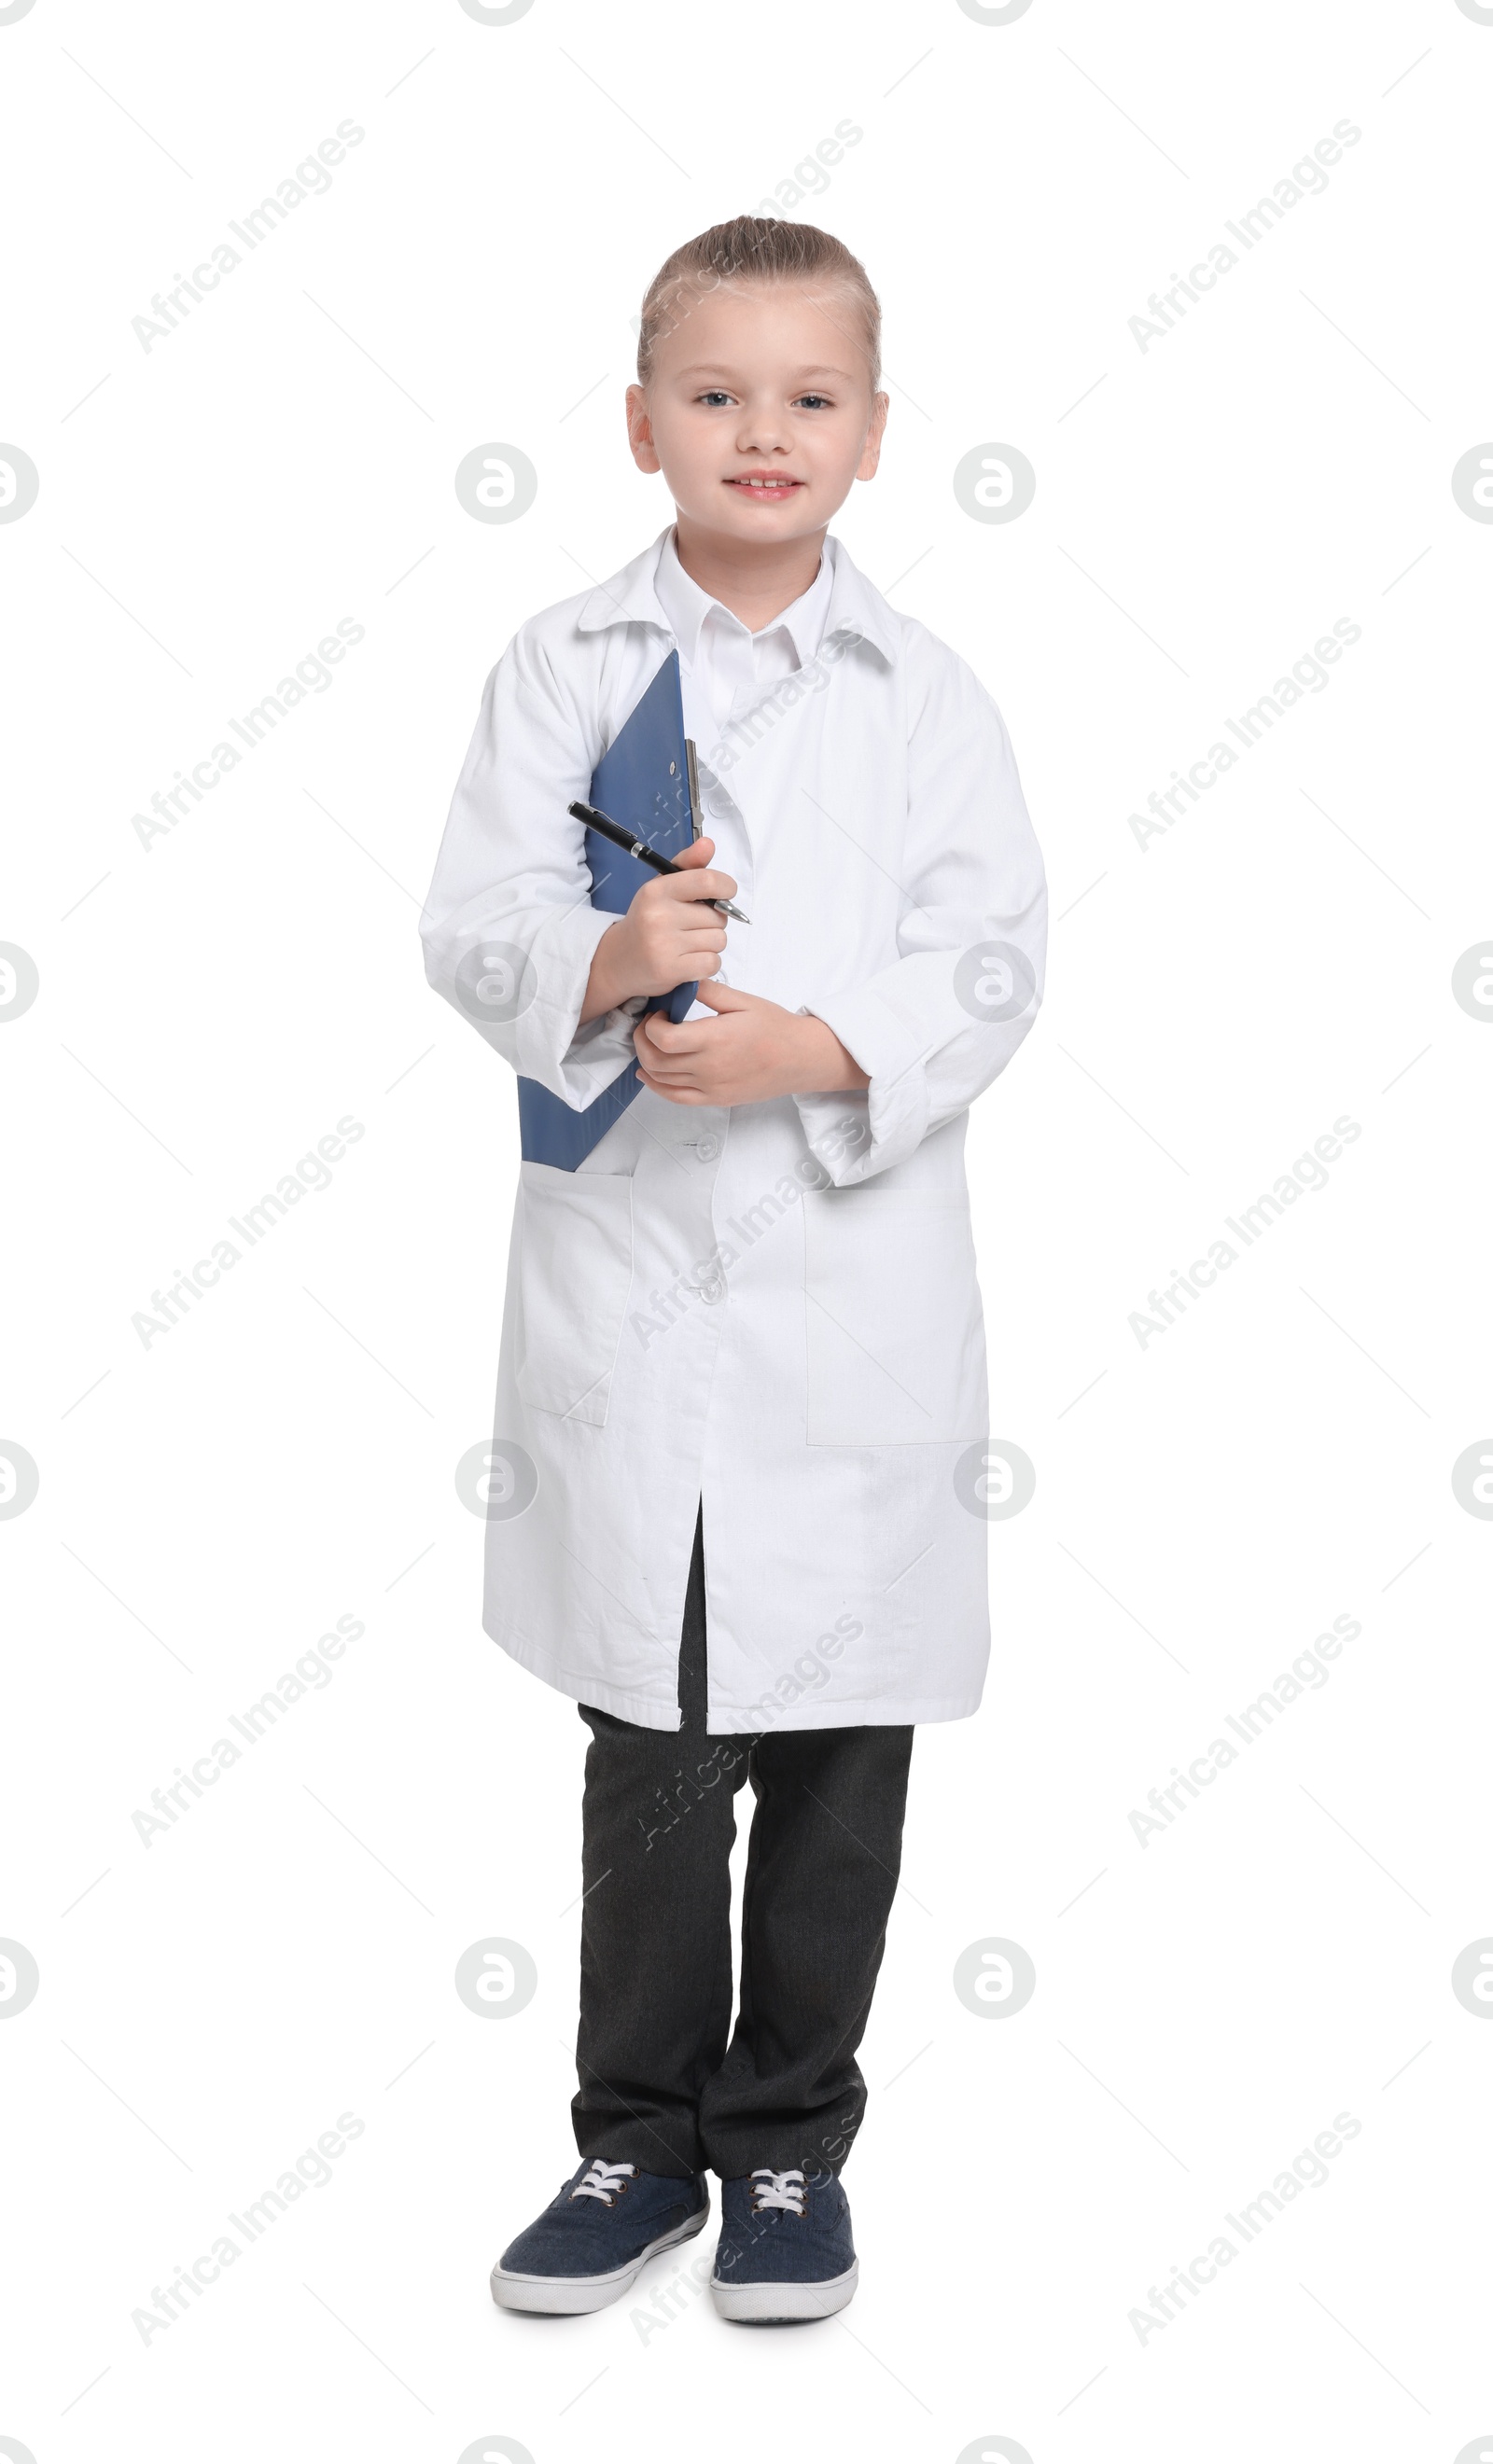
[575,523,900,666]
[653,526,837,670]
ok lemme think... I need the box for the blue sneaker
[709,2167,858,2323]
[491,2159,709,2315]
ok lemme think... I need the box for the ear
[856,392,888,482]
[626,383,662,475]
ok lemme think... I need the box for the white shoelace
[570,2160,636,2206]
[750,2167,806,2217]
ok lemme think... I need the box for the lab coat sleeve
[418,627,645,1107]
[792,644,1047,1185]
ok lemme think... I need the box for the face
[626,279,887,550]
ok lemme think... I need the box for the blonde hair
[636,216,882,393]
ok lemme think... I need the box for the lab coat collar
[576,525,899,667]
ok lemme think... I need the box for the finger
[690,979,753,1012]
[653,868,737,907]
[636,1067,709,1104]
[670,836,714,869]
[636,1016,715,1051]
[633,1032,714,1076]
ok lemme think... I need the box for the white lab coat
[420,528,1047,1733]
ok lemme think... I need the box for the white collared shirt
[421,525,1047,1738]
[652,525,837,753]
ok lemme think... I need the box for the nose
[733,396,792,457]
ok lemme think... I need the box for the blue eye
[795,394,831,411]
[698,390,733,407]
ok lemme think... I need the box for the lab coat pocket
[516,1162,635,1427]
[802,1189,986,1446]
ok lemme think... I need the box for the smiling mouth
[726,476,803,496]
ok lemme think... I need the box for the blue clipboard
[517,651,699,1172]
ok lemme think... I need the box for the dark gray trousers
[572,1504,914,2181]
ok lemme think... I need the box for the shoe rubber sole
[490,2205,709,2316]
[710,2259,858,2323]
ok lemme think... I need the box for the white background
[3,0,1491,2458]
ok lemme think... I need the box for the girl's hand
[634,981,870,1107]
[579,837,737,1023]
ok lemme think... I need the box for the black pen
[569,799,750,925]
